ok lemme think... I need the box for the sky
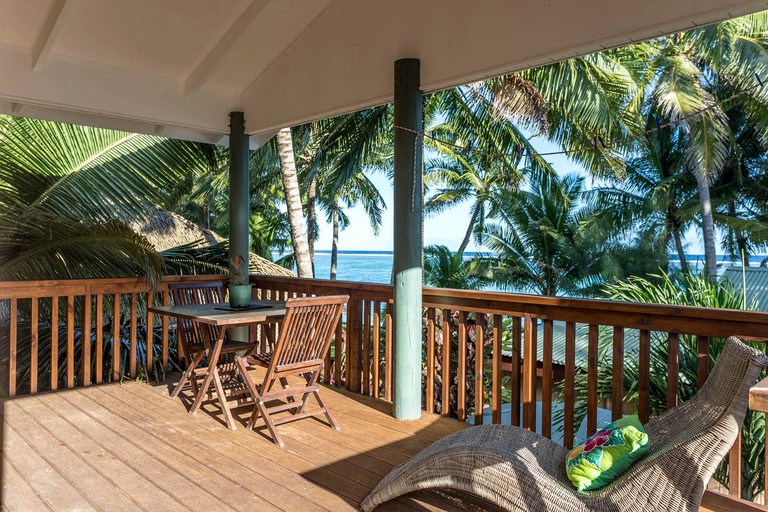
[311,132,708,255]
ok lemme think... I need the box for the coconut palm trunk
[457,202,481,256]
[694,171,718,278]
[276,127,313,278]
[306,176,317,277]
[672,228,690,275]
[331,197,340,280]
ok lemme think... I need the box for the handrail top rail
[249,274,768,328]
[3,273,768,333]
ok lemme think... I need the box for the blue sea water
[275,250,768,285]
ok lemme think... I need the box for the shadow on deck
[0,373,503,511]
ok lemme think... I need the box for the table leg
[190,326,226,415]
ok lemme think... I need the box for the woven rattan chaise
[362,337,768,512]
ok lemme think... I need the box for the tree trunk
[457,202,481,256]
[331,197,340,280]
[203,197,210,230]
[306,177,317,277]
[694,171,718,279]
[275,128,313,278]
[672,228,689,275]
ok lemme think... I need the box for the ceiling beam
[240,0,335,102]
[32,0,71,71]
[183,0,270,97]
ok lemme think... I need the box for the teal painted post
[229,111,250,341]
[393,59,423,420]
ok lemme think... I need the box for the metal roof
[720,266,768,311]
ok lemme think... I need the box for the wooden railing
[0,275,227,395]
[3,273,768,509]
[250,274,768,510]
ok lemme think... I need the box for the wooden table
[149,300,286,429]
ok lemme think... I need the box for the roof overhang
[1,0,766,147]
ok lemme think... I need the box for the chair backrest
[618,337,768,501]
[262,295,349,387]
[168,281,225,352]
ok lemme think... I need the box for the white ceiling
[0,0,766,147]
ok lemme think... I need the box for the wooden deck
[0,371,745,512]
[0,374,503,512]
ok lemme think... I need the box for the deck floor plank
[15,396,190,512]
[63,388,290,512]
[97,384,352,512]
[2,376,504,512]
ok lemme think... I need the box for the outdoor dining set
[149,281,349,447]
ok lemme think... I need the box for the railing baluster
[30,297,38,394]
[162,291,169,372]
[9,298,17,397]
[667,332,679,408]
[129,293,138,378]
[95,294,103,384]
[564,321,576,448]
[612,326,624,420]
[82,288,91,387]
[474,314,485,425]
[384,302,393,401]
[426,308,435,414]
[697,335,710,390]
[441,308,451,416]
[51,297,59,391]
[587,324,598,436]
[334,320,343,387]
[457,311,467,422]
[112,294,120,382]
[511,316,522,427]
[363,300,371,395]
[542,319,553,438]
[522,315,537,432]
[66,295,74,389]
[492,314,502,424]
[638,329,651,424]
[146,292,154,376]
[372,302,381,398]
[346,298,361,392]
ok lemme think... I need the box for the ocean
[275,250,768,285]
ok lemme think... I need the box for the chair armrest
[749,376,768,412]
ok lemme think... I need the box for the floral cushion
[565,415,649,491]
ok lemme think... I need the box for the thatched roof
[132,208,295,277]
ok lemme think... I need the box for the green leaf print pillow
[565,415,649,491]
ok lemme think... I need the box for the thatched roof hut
[132,208,294,277]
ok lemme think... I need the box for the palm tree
[482,173,608,296]
[595,112,700,274]
[307,107,392,278]
[423,245,487,289]
[424,87,550,256]
[0,116,211,282]
[275,127,313,278]
[621,14,768,277]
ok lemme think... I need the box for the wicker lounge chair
[362,337,768,512]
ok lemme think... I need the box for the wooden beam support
[32,0,71,71]
[184,0,270,96]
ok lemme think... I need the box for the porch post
[229,111,250,341]
[392,58,423,420]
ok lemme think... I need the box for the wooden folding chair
[234,294,348,447]
[169,281,258,399]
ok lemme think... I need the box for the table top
[148,300,286,326]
